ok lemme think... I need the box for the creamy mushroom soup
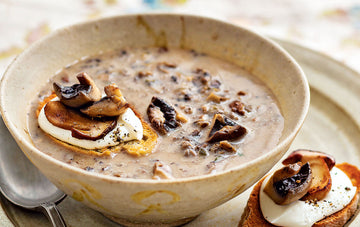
[28,47,284,179]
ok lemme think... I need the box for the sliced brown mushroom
[207,114,246,143]
[44,101,117,141]
[272,162,302,182]
[53,72,101,108]
[152,161,174,180]
[282,149,336,171]
[80,83,129,118]
[181,141,198,156]
[147,96,180,134]
[264,162,313,205]
[282,149,335,201]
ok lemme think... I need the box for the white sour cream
[260,167,356,227]
[38,101,143,150]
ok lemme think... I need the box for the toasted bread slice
[49,118,158,156]
[239,163,360,227]
[38,96,158,156]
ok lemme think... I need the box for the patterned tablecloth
[1,0,360,76]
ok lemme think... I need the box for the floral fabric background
[1,0,360,76]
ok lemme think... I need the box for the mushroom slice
[207,114,246,143]
[53,72,101,108]
[81,83,129,118]
[300,158,332,201]
[152,161,174,180]
[44,101,117,140]
[147,96,180,134]
[264,162,312,205]
[282,149,334,201]
[282,149,336,171]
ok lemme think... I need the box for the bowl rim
[0,13,310,184]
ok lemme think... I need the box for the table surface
[1,0,360,76]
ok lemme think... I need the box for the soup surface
[28,47,284,179]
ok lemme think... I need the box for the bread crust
[239,163,360,227]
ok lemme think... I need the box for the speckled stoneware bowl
[0,14,309,226]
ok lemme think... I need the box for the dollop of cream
[38,100,143,150]
[260,167,356,227]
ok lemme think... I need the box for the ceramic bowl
[0,14,309,226]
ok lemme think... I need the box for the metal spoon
[0,117,67,226]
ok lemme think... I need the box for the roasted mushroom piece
[264,162,313,205]
[152,161,174,180]
[147,96,180,134]
[44,101,117,140]
[53,72,101,108]
[282,149,335,201]
[207,114,246,143]
[229,100,246,116]
[81,83,129,118]
[283,149,336,170]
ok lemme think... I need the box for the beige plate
[1,39,360,227]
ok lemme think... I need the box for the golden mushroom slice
[283,149,336,170]
[264,162,312,205]
[81,83,129,118]
[282,149,335,201]
[44,101,117,140]
[53,72,101,108]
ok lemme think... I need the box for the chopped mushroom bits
[152,161,174,180]
[29,47,284,179]
[44,101,117,140]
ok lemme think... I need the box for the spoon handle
[40,202,67,227]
